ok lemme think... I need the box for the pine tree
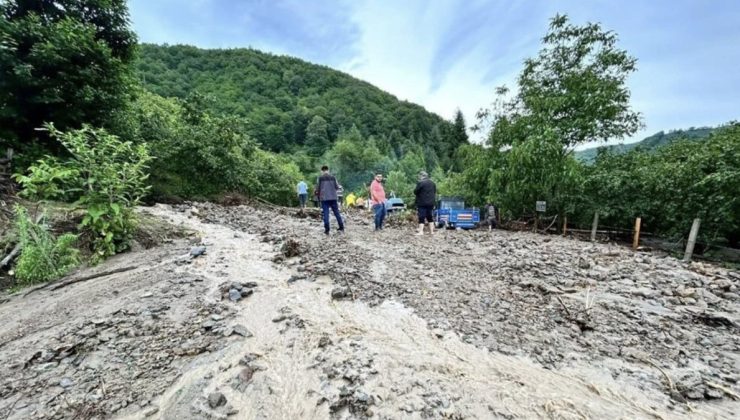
[452,109,469,146]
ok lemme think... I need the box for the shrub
[14,206,79,284]
[15,124,153,262]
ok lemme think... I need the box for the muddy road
[0,203,738,419]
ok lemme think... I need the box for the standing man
[316,166,345,235]
[370,172,386,231]
[414,171,437,235]
[296,180,308,209]
[485,202,498,230]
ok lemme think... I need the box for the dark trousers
[417,205,434,224]
[298,193,307,207]
[373,204,386,230]
[321,200,344,233]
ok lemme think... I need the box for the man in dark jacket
[316,165,345,235]
[414,171,437,235]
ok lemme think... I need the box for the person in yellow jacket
[345,192,357,208]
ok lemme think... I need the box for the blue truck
[435,196,480,229]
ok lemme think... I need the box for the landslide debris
[195,202,740,405]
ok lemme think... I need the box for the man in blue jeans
[370,172,386,231]
[316,165,345,235]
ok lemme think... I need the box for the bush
[15,124,153,262]
[14,206,79,284]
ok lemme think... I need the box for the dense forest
[1,1,738,283]
[135,44,461,158]
[575,127,715,162]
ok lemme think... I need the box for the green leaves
[582,123,740,245]
[465,14,641,220]
[133,43,460,164]
[13,206,80,284]
[15,125,152,262]
[0,0,136,154]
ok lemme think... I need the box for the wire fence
[515,212,740,265]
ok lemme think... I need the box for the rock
[141,292,154,298]
[631,287,658,299]
[77,327,97,338]
[228,289,242,302]
[676,287,697,298]
[701,289,722,305]
[211,314,224,321]
[143,406,159,417]
[190,246,207,258]
[232,366,256,392]
[705,388,723,399]
[331,287,350,300]
[714,278,733,291]
[208,391,227,408]
[318,334,332,348]
[240,289,254,298]
[272,314,288,323]
[232,325,252,337]
[59,377,74,388]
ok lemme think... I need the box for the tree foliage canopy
[0,0,137,154]
[467,15,641,218]
[134,44,458,161]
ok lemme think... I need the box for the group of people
[296,166,437,236]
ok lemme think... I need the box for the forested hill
[135,44,454,155]
[575,127,715,162]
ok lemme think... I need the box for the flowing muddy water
[131,205,723,419]
[1,204,737,419]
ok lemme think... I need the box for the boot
[416,224,424,236]
[429,224,435,235]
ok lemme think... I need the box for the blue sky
[128,0,740,147]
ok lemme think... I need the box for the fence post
[590,212,599,242]
[562,216,568,236]
[632,217,641,250]
[683,218,701,262]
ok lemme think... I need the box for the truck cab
[435,196,480,229]
[384,192,406,213]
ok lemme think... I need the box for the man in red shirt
[370,172,386,231]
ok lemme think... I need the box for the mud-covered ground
[0,202,738,419]
[198,203,740,415]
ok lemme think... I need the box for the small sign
[536,201,546,212]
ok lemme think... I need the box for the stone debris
[190,246,207,258]
[207,391,227,408]
[196,202,740,405]
[2,202,738,420]
[331,286,350,300]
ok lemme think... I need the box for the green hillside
[575,127,714,162]
[135,44,458,157]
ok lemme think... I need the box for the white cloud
[130,0,740,146]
